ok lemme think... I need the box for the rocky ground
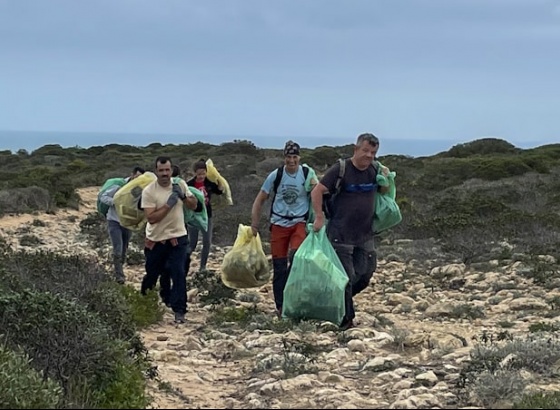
[1,187,560,409]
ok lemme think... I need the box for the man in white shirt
[140,156,200,324]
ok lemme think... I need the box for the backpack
[97,178,127,216]
[323,158,379,219]
[270,165,311,222]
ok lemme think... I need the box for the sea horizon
[0,129,552,158]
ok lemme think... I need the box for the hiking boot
[339,318,354,331]
[174,312,186,324]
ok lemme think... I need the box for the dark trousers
[159,251,191,306]
[331,239,377,324]
[141,235,189,314]
[272,250,296,312]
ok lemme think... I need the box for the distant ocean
[0,130,551,158]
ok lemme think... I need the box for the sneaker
[174,312,186,324]
[339,318,354,331]
[275,307,282,319]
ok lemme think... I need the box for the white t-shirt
[141,179,193,242]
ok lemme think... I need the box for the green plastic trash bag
[282,226,349,325]
[171,177,209,232]
[97,177,126,216]
[185,186,208,233]
[373,163,402,233]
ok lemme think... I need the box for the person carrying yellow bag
[186,159,224,273]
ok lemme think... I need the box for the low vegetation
[1,137,560,408]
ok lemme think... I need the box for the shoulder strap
[334,158,346,194]
[302,165,310,182]
[272,166,284,195]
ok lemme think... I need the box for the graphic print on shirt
[279,182,300,205]
[195,181,209,204]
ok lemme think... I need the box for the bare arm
[311,182,329,232]
[144,205,173,225]
[250,190,269,235]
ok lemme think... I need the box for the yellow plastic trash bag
[113,172,157,231]
[206,159,233,206]
[221,224,271,289]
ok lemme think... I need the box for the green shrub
[514,391,560,409]
[79,212,108,250]
[528,322,560,333]
[207,305,259,326]
[117,285,164,329]
[0,289,150,408]
[6,167,79,209]
[471,370,526,408]
[0,250,108,299]
[0,344,62,409]
[0,186,52,214]
[19,234,43,247]
[188,269,236,306]
[442,138,518,158]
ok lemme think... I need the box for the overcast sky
[1,0,559,149]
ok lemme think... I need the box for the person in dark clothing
[311,133,389,330]
[186,159,223,272]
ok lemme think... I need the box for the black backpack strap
[272,166,284,196]
[302,165,310,182]
[334,158,346,195]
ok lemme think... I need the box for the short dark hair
[132,166,145,174]
[356,133,379,147]
[193,159,207,172]
[172,165,181,177]
[155,156,172,167]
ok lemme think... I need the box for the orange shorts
[270,223,307,259]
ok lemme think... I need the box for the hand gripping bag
[170,177,209,232]
[282,226,349,325]
[113,172,157,231]
[221,224,271,289]
[373,165,402,234]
